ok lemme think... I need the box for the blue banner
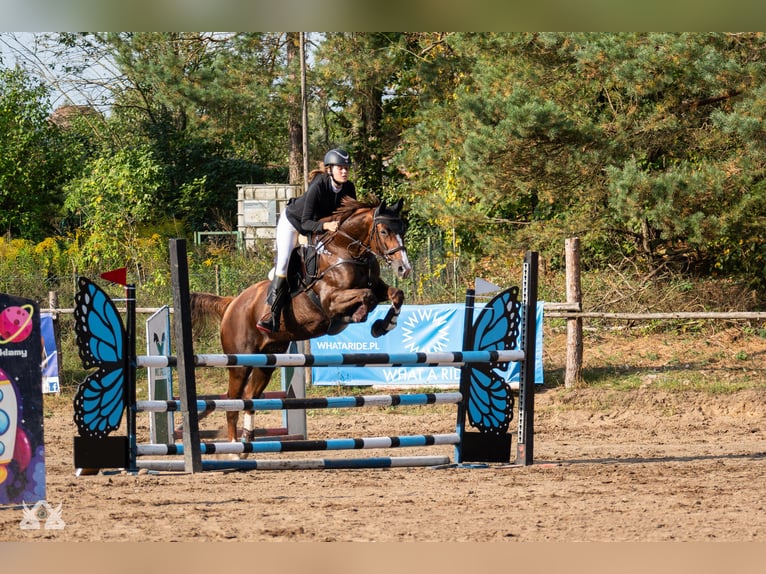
[41,313,60,394]
[311,302,544,387]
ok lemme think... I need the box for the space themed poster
[0,293,45,505]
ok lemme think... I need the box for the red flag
[100,267,127,286]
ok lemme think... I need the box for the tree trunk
[286,32,303,186]
[362,85,383,193]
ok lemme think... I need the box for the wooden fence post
[565,237,584,387]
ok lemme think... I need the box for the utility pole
[300,32,309,191]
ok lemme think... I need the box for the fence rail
[544,311,766,320]
[44,305,766,321]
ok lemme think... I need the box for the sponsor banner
[311,302,544,387]
[146,306,173,445]
[41,313,60,394]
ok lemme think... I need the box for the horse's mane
[334,195,381,224]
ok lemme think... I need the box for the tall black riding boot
[257,275,289,333]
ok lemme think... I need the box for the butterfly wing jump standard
[457,287,521,463]
[73,277,126,438]
[465,287,521,436]
[72,277,131,470]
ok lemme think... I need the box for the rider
[256,148,357,333]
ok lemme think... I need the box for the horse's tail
[189,291,234,329]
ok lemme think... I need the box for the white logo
[400,308,453,353]
[19,500,65,530]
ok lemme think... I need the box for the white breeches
[274,214,300,277]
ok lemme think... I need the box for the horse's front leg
[371,284,404,338]
[325,288,378,323]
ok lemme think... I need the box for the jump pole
[135,350,524,369]
[516,250,538,465]
[137,455,451,472]
[169,238,202,473]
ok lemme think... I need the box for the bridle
[367,214,406,263]
[302,207,406,290]
[325,209,406,267]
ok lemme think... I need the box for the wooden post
[565,237,584,388]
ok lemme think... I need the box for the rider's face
[331,165,350,183]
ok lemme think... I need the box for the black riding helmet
[324,148,352,167]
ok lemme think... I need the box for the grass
[551,363,763,398]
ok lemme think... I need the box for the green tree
[63,146,165,269]
[0,67,82,240]
[313,33,407,193]
[101,32,290,228]
[396,32,766,287]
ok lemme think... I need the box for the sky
[1,32,119,110]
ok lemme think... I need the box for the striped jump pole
[171,391,294,441]
[137,433,460,456]
[136,392,463,413]
[136,455,452,472]
[135,349,525,369]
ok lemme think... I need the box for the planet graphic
[0,305,34,344]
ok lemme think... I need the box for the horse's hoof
[371,319,387,338]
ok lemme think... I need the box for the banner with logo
[146,306,174,444]
[311,302,544,387]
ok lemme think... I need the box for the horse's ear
[391,198,403,213]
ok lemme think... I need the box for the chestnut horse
[190,196,412,443]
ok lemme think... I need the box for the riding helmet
[324,148,352,167]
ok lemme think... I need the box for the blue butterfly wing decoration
[73,277,127,439]
[466,287,522,436]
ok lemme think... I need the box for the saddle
[266,244,320,304]
[288,244,320,293]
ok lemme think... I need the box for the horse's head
[372,199,412,279]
